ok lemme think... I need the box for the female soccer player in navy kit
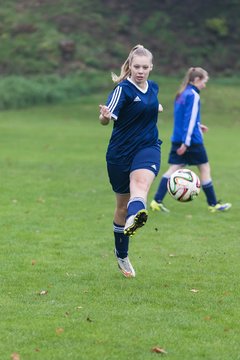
[99,45,163,278]
[150,67,231,213]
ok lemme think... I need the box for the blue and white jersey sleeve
[183,91,200,146]
[106,85,127,120]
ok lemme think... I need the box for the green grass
[0,86,239,359]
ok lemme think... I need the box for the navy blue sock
[154,176,169,202]
[113,223,129,259]
[202,181,217,206]
[126,197,146,219]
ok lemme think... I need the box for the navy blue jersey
[171,84,203,146]
[105,78,161,166]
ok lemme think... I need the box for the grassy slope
[0,80,239,359]
[1,0,240,75]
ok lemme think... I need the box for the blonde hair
[177,67,209,97]
[111,44,153,84]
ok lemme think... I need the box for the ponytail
[176,67,209,97]
[111,44,153,84]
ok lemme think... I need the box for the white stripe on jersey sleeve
[108,86,122,118]
[185,90,200,146]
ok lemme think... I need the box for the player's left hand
[200,124,209,133]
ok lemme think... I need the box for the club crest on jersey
[133,96,141,102]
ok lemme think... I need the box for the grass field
[0,80,240,360]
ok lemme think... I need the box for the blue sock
[113,223,129,259]
[154,176,169,202]
[202,181,217,206]
[126,197,146,219]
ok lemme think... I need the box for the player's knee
[134,178,150,192]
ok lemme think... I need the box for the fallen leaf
[224,327,231,332]
[151,346,167,354]
[39,290,48,295]
[11,353,20,360]
[56,327,64,335]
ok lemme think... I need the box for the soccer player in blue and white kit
[150,67,231,213]
[99,45,163,278]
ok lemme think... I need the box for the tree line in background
[0,0,240,110]
[0,0,239,76]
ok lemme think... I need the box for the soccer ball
[167,169,201,202]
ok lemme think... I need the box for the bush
[205,17,229,37]
[0,72,111,110]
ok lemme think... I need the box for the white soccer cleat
[115,250,135,278]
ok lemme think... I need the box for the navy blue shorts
[168,143,208,165]
[107,145,161,194]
